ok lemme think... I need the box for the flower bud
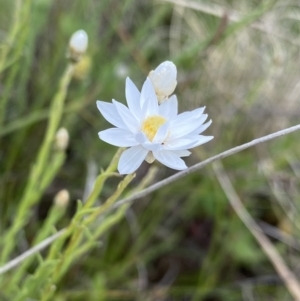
[68,30,88,62]
[54,189,70,208]
[55,127,69,151]
[148,61,177,103]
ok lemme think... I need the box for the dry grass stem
[213,160,300,301]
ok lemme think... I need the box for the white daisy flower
[97,77,213,175]
[149,61,177,103]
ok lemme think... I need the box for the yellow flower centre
[141,115,167,141]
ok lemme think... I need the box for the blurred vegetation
[1,0,300,300]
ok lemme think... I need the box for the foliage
[1,0,300,300]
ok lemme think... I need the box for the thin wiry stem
[212,160,300,301]
[112,123,300,210]
[1,123,300,275]
[0,230,65,275]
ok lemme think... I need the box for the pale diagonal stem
[212,160,300,301]
[112,123,300,210]
[1,123,300,275]
[0,230,65,275]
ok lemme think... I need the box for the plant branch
[0,230,65,275]
[1,123,300,275]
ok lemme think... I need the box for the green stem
[0,0,32,125]
[39,173,135,301]
[0,100,87,138]
[83,148,123,209]
[0,64,74,264]
[0,0,22,73]
[84,173,135,225]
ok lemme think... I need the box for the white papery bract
[97,77,213,174]
[149,61,177,103]
[69,30,88,56]
[55,127,69,151]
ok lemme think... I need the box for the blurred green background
[1,0,300,300]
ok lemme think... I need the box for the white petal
[196,114,208,126]
[171,111,190,125]
[171,109,206,128]
[142,141,162,151]
[96,101,126,129]
[118,146,148,174]
[189,120,212,135]
[165,135,213,150]
[125,77,141,118]
[140,78,158,118]
[163,138,195,151]
[152,121,170,144]
[112,99,139,133]
[173,150,191,157]
[192,107,206,118]
[169,113,208,140]
[135,132,147,144]
[188,135,214,148]
[170,107,205,126]
[153,150,187,170]
[159,95,178,119]
[134,133,162,151]
[98,128,138,147]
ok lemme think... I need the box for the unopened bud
[54,189,70,208]
[68,30,88,62]
[55,128,69,151]
[148,61,177,103]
